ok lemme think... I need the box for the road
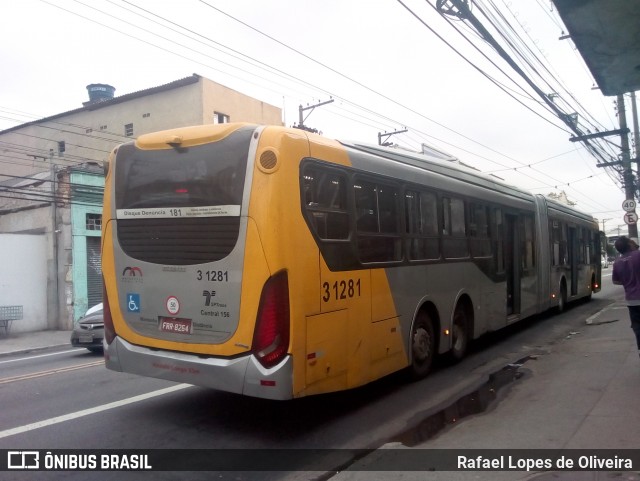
[0,271,621,480]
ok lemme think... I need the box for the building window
[213,112,230,124]
[86,213,102,231]
[100,125,107,130]
[142,113,150,118]
[124,123,134,137]
[58,141,65,156]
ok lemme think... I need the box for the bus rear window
[114,128,253,214]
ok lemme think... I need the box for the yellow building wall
[200,77,283,126]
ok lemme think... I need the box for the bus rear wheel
[449,304,470,362]
[409,311,435,379]
[557,282,567,313]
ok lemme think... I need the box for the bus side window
[550,219,569,266]
[303,167,349,240]
[377,185,399,234]
[578,228,586,264]
[494,208,505,273]
[551,220,559,266]
[523,215,535,271]
[560,223,568,265]
[469,203,491,258]
[406,190,439,260]
[442,196,468,259]
[354,178,402,263]
[354,181,379,233]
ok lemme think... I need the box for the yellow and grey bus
[102,123,601,399]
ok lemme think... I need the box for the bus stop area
[1,302,639,480]
[328,299,640,481]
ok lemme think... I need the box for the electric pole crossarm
[298,99,335,127]
[596,161,622,168]
[569,128,630,142]
[378,129,408,146]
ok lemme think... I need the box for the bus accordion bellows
[102,123,602,400]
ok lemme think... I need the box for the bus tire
[448,303,470,362]
[408,310,436,379]
[588,274,596,300]
[557,282,567,313]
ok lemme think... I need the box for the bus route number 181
[322,279,361,302]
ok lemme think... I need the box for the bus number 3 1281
[196,270,229,282]
[322,279,361,302]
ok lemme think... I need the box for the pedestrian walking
[611,236,640,358]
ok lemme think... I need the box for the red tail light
[103,280,116,344]
[252,271,290,369]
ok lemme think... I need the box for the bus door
[505,214,521,317]
[568,227,578,296]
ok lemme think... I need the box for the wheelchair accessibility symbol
[127,293,141,312]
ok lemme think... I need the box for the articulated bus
[102,123,601,400]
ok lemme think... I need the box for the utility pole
[435,0,620,167]
[630,91,640,178]
[295,99,334,133]
[618,94,638,239]
[378,128,408,146]
[601,218,612,256]
[50,152,60,330]
[30,152,60,328]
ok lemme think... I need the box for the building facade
[0,74,282,332]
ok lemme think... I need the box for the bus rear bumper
[105,336,294,400]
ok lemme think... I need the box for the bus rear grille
[117,217,241,265]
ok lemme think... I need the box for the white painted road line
[0,384,192,439]
[0,360,105,385]
[0,349,86,365]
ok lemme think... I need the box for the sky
[0,0,637,235]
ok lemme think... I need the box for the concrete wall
[200,77,283,125]
[66,81,205,141]
[0,234,48,333]
[0,204,59,330]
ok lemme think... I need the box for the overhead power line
[434,1,610,160]
[6,0,620,215]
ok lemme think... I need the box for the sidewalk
[0,329,71,357]
[330,299,640,480]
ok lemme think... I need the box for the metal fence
[0,305,23,335]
